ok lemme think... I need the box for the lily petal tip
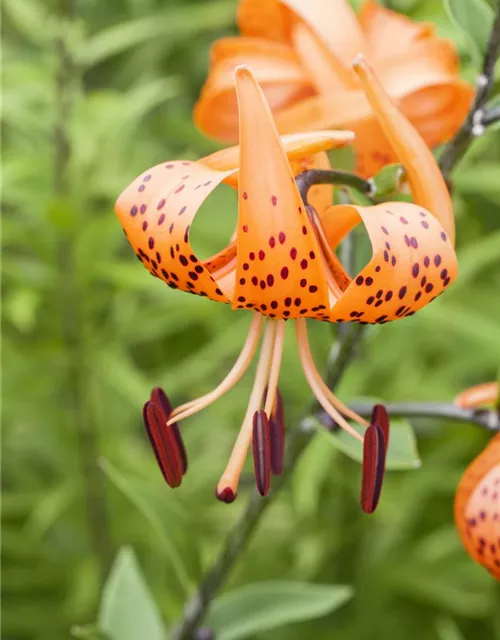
[352,53,367,70]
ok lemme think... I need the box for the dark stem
[482,105,500,127]
[55,0,113,581]
[295,169,374,206]
[171,322,364,640]
[347,402,500,432]
[439,2,500,176]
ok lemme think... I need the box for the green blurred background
[3,0,500,638]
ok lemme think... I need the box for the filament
[295,318,365,441]
[168,312,264,425]
[217,320,278,496]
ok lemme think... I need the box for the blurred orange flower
[195,0,474,177]
[454,382,500,580]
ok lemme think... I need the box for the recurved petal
[194,37,312,143]
[322,201,458,324]
[115,161,236,303]
[233,66,329,318]
[237,0,291,42]
[353,56,455,245]
[401,79,474,149]
[202,130,354,172]
[379,41,461,95]
[274,89,371,134]
[292,21,354,93]
[454,435,500,580]
[358,0,434,62]
[282,0,367,66]
[454,383,499,409]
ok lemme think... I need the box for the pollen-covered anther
[150,387,188,474]
[361,423,387,514]
[252,410,271,496]
[143,400,184,488]
[269,388,285,475]
[371,403,390,451]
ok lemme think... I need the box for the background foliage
[2,0,500,638]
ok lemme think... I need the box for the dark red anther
[252,410,271,496]
[216,487,236,503]
[360,423,386,514]
[143,401,183,488]
[150,387,188,474]
[371,403,389,452]
[269,388,285,475]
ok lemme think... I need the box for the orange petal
[275,89,371,133]
[291,151,333,218]
[292,21,354,93]
[202,129,354,189]
[232,66,329,319]
[353,56,455,245]
[402,80,474,150]
[455,383,499,409]
[454,435,500,580]
[282,0,367,66]
[358,0,434,62]
[115,161,236,303]
[194,37,312,143]
[319,201,458,324]
[237,0,291,42]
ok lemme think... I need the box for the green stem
[439,2,500,177]
[171,322,365,640]
[347,402,500,432]
[55,0,113,582]
[295,169,374,206]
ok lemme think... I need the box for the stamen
[371,403,389,452]
[269,388,285,475]
[168,313,264,425]
[143,401,183,488]
[264,320,286,416]
[295,319,366,441]
[361,423,386,514]
[252,410,271,496]
[150,387,188,474]
[216,320,277,501]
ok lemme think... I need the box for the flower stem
[347,402,500,431]
[439,2,500,177]
[295,169,375,206]
[171,322,364,640]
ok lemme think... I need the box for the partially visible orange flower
[195,0,474,177]
[454,383,500,580]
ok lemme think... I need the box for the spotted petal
[232,66,329,319]
[455,435,500,580]
[115,161,236,302]
[353,55,455,245]
[320,201,458,324]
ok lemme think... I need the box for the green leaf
[99,459,192,592]
[308,416,421,470]
[71,625,111,640]
[98,547,166,640]
[206,582,353,640]
[444,0,494,63]
[435,616,466,640]
[78,1,234,68]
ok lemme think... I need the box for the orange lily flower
[195,0,474,177]
[454,383,500,580]
[115,61,457,505]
